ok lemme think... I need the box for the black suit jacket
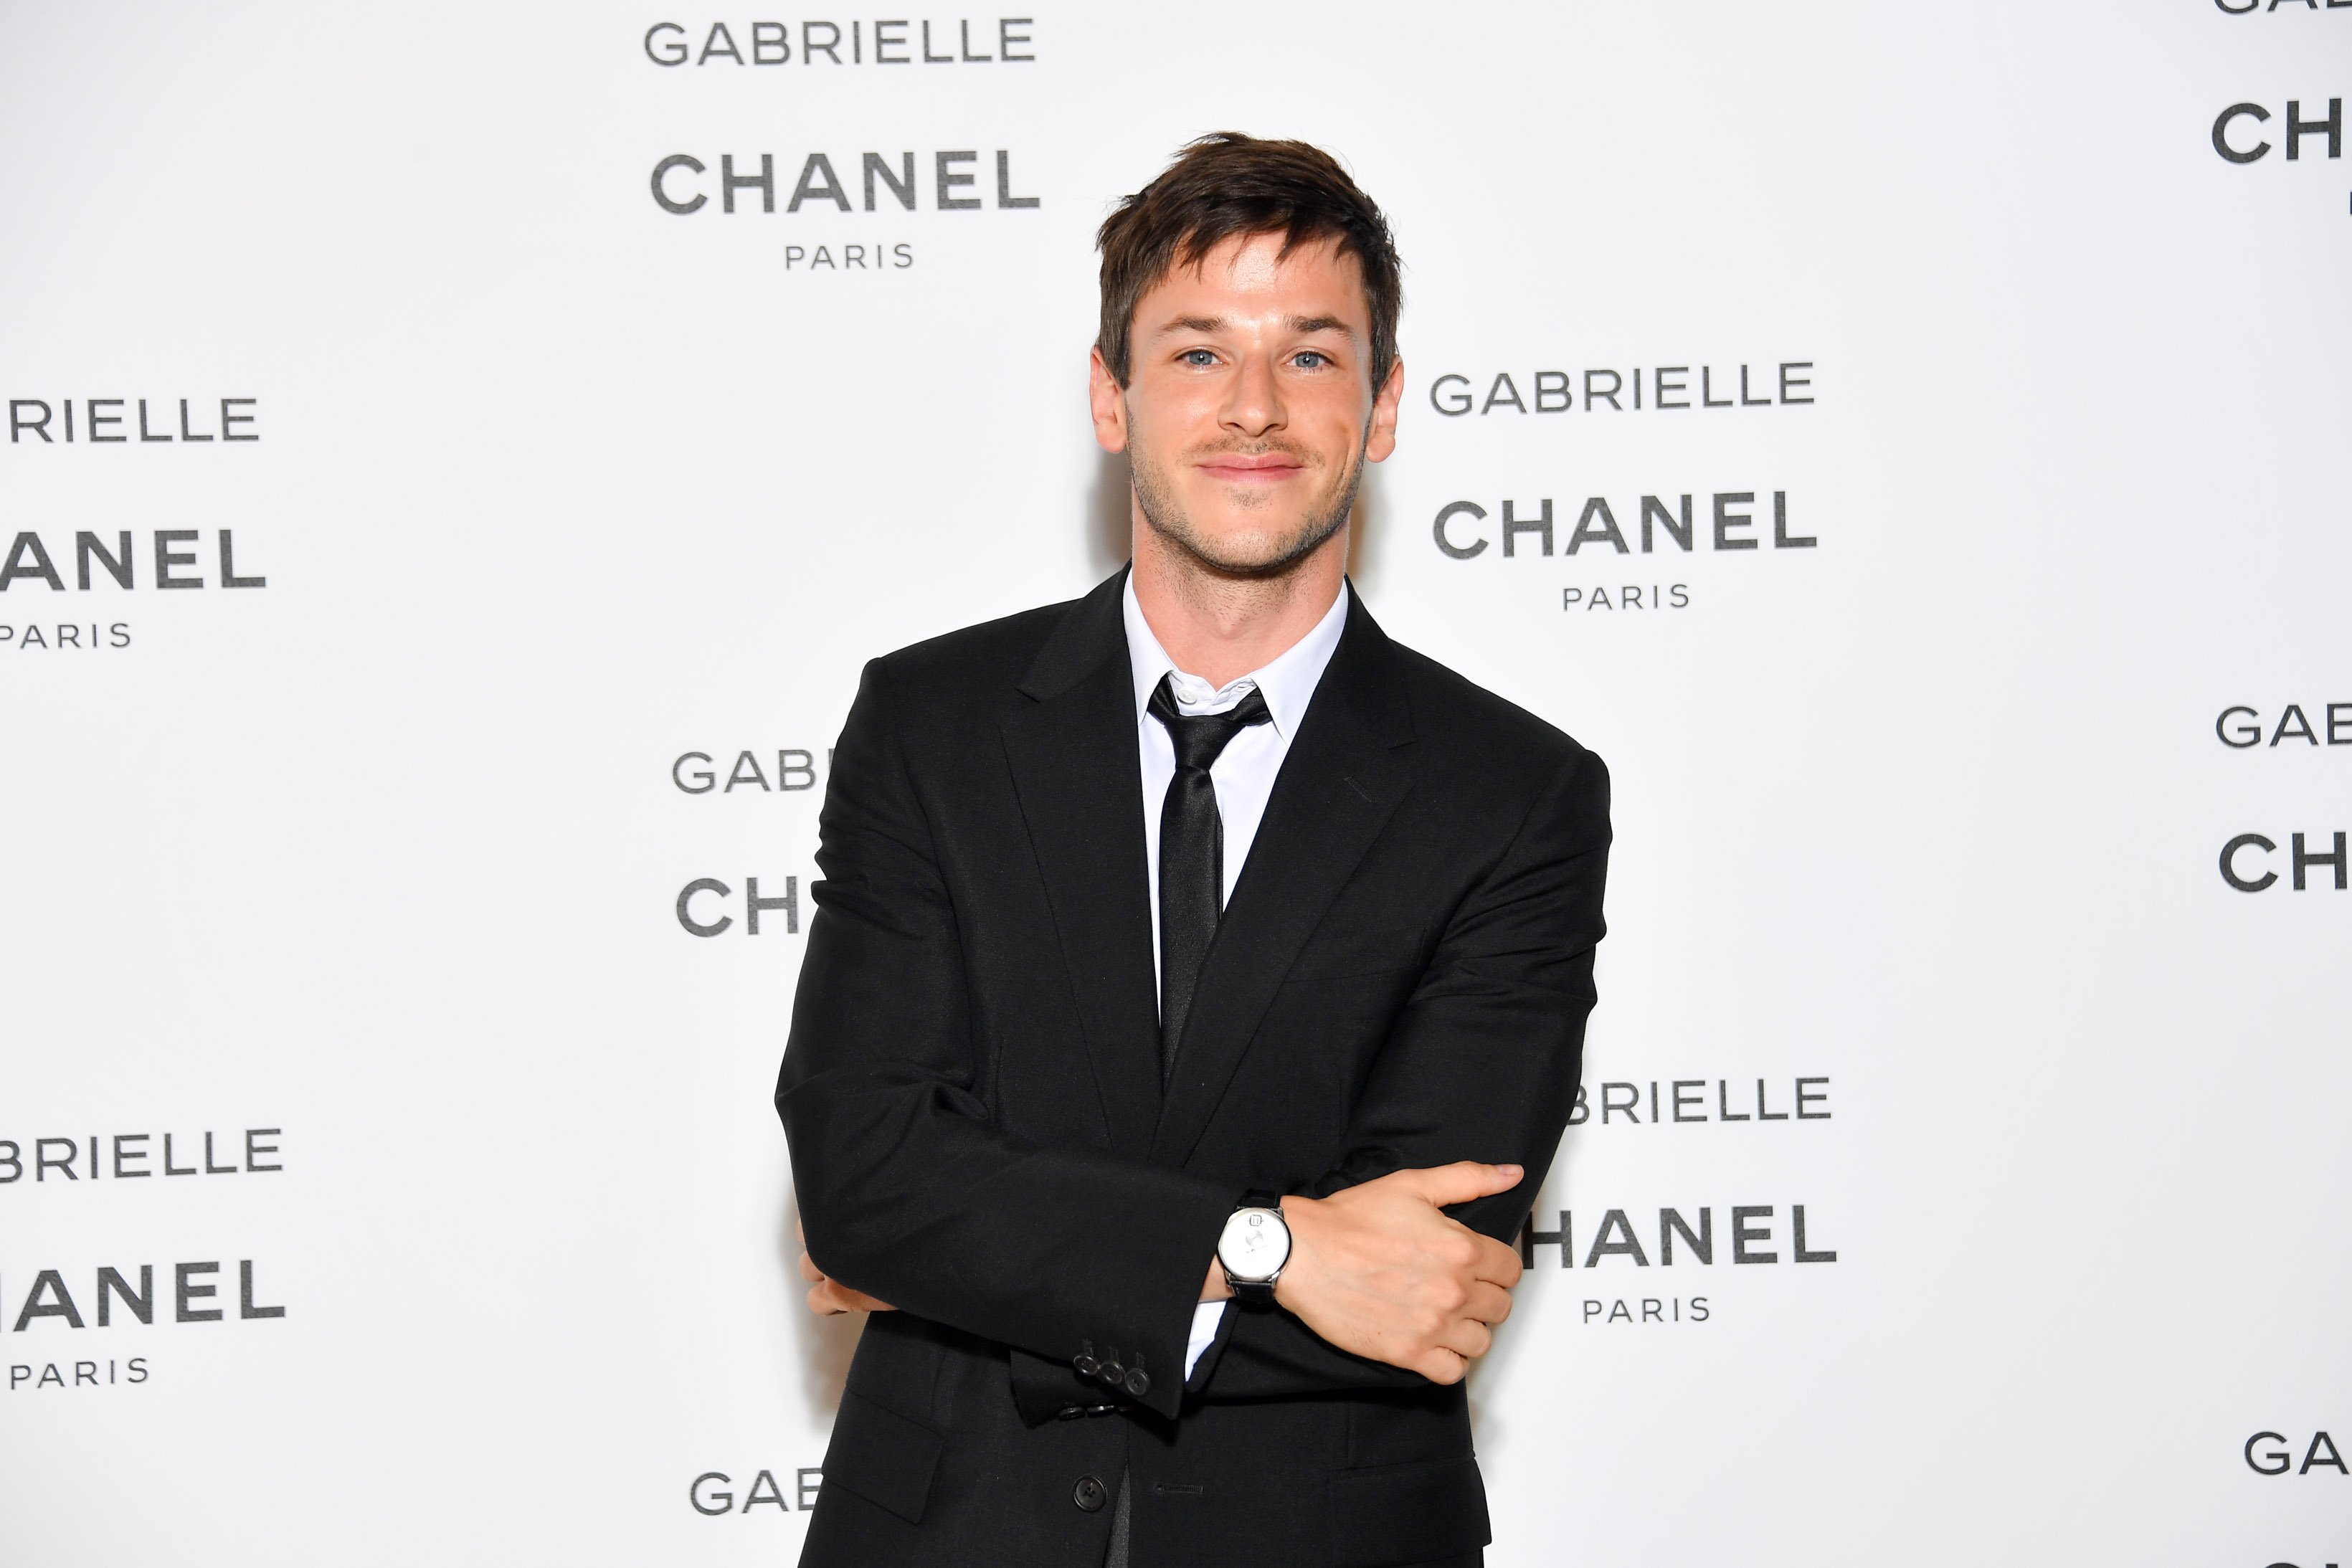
[777,569,1610,1568]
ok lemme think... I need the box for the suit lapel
[1000,571,1163,1155]
[1149,591,1418,1166]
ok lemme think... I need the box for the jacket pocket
[1327,1454,1491,1566]
[820,1387,947,1524]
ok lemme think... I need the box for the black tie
[1149,673,1272,1081]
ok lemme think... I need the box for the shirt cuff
[1182,1300,1226,1381]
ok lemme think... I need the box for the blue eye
[1181,349,1217,367]
[1294,351,1328,369]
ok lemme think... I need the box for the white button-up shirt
[1120,571,1349,1379]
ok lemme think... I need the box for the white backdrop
[4,4,2347,1564]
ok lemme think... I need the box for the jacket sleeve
[1188,745,1611,1402]
[776,658,1232,1422]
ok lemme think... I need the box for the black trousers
[1100,1465,1484,1568]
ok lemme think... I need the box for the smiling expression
[1094,231,1403,579]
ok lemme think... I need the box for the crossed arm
[802,1156,1530,1386]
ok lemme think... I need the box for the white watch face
[1217,1207,1291,1282]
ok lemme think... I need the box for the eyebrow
[1147,313,1360,339]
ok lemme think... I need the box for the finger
[1400,1161,1524,1209]
[806,1283,845,1316]
[1470,1234,1524,1288]
[1464,1280,1513,1326]
[797,1250,825,1283]
[816,1277,896,1313]
[1438,1318,1494,1362]
[1414,1348,1470,1385]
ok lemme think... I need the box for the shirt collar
[1122,571,1349,739]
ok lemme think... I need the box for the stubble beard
[1128,424,1367,583]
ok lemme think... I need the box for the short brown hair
[1096,133,1402,394]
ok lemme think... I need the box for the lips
[1198,452,1306,482]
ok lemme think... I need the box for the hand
[796,1218,896,1316]
[1271,1161,1525,1384]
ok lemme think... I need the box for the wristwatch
[1216,1191,1291,1306]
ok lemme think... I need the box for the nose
[1219,351,1284,439]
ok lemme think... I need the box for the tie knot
[1149,674,1271,773]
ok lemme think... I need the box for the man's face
[1091,231,1403,578]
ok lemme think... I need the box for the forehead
[1139,231,1368,324]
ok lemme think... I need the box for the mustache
[1185,438,1317,465]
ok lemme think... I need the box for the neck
[1129,518,1348,690]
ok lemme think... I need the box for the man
[777,133,1610,1568]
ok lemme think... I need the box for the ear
[1364,356,1403,463]
[1089,346,1129,455]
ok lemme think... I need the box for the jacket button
[1123,1367,1151,1397]
[1072,1474,1109,1513]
